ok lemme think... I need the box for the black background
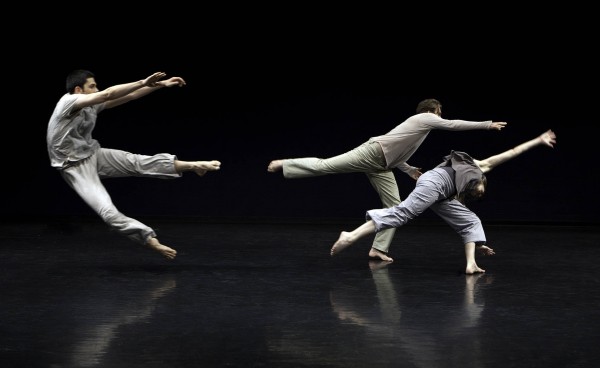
[4,12,597,225]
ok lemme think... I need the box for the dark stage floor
[2,218,600,368]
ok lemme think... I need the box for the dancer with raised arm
[47,70,221,259]
[331,130,557,274]
[268,99,507,261]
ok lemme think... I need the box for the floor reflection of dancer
[329,262,493,366]
[329,262,401,339]
[268,99,507,261]
[331,130,557,274]
[69,277,177,367]
[368,261,402,324]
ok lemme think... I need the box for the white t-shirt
[46,93,105,168]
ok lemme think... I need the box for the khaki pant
[283,140,401,253]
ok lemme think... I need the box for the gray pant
[366,168,486,245]
[283,140,401,253]
[60,148,180,245]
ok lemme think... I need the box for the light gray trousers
[366,168,486,246]
[283,140,401,253]
[60,148,180,245]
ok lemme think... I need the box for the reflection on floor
[1,219,599,367]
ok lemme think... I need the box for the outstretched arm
[104,75,186,109]
[73,72,186,110]
[474,129,556,173]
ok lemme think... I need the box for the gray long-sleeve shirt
[370,112,492,176]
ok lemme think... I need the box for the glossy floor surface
[2,218,600,368]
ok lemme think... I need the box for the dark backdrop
[4,19,597,225]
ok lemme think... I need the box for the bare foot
[369,260,391,270]
[465,262,485,274]
[331,231,356,256]
[267,160,283,172]
[368,248,394,262]
[464,245,495,273]
[193,160,221,176]
[146,238,177,260]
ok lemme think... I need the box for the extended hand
[161,77,186,87]
[143,72,167,87]
[539,129,556,148]
[490,122,507,130]
[477,245,495,256]
[411,168,423,180]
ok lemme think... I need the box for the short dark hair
[66,69,95,94]
[416,98,441,114]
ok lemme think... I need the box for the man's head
[66,69,98,94]
[416,98,442,116]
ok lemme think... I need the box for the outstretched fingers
[491,122,508,130]
[477,245,495,256]
[145,72,167,87]
[540,129,557,148]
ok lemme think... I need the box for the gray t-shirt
[46,93,105,169]
[436,150,483,197]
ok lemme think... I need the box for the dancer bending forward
[331,129,556,274]
[268,98,507,261]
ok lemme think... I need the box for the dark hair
[457,175,487,204]
[416,98,441,114]
[66,69,95,94]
